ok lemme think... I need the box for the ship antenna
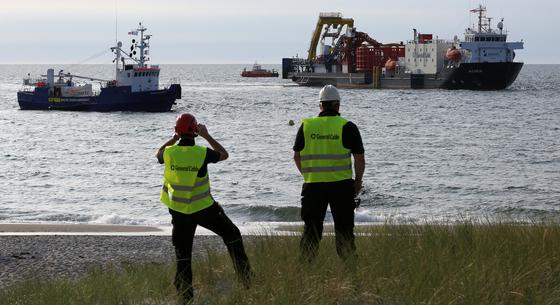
[114,0,118,44]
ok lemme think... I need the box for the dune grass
[1,222,560,305]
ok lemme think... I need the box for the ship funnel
[47,69,54,87]
[413,28,417,42]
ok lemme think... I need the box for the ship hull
[285,62,523,90]
[17,84,181,112]
[241,72,279,77]
[440,62,523,90]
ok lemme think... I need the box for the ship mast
[137,22,150,68]
[470,5,491,33]
[110,22,152,76]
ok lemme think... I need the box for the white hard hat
[319,85,340,102]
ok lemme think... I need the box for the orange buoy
[446,47,462,61]
[384,59,397,71]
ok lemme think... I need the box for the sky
[0,0,557,64]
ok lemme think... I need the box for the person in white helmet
[293,85,365,262]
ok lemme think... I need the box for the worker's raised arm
[197,124,228,161]
[156,134,180,163]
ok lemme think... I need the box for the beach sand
[0,223,226,288]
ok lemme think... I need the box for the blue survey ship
[17,23,181,112]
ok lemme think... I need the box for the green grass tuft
[2,222,560,305]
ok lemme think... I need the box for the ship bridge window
[134,72,138,77]
[127,73,130,77]
[475,37,480,41]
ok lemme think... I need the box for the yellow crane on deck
[307,12,354,61]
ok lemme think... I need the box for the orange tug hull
[241,71,279,77]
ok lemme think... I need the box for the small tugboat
[17,23,181,111]
[241,62,279,77]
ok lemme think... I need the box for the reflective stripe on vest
[167,176,210,192]
[160,145,214,214]
[300,153,351,161]
[161,186,211,204]
[301,164,352,173]
[300,116,352,183]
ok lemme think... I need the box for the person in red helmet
[156,113,253,304]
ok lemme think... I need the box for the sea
[1,64,559,232]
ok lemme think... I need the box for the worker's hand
[354,179,362,196]
[172,133,180,141]
[197,124,209,139]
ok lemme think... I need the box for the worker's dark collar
[178,137,195,146]
[319,110,340,117]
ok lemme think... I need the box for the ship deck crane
[307,12,354,61]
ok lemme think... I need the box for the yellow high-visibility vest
[300,116,352,183]
[160,145,214,214]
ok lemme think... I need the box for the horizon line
[1,62,558,65]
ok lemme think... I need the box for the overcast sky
[0,0,556,64]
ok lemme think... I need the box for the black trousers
[299,179,357,261]
[169,202,252,303]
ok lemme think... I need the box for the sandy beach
[0,223,226,288]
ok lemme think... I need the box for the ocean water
[0,64,559,229]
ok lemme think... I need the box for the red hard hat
[175,113,198,136]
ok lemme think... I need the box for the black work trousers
[169,202,252,304]
[299,179,357,261]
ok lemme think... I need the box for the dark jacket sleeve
[205,148,221,164]
[293,124,305,152]
[342,122,365,154]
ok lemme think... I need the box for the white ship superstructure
[111,23,160,92]
[458,5,524,64]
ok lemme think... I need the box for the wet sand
[0,223,162,233]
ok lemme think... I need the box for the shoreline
[0,222,306,236]
[0,223,163,233]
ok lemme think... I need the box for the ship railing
[163,77,180,89]
[22,77,46,86]
[406,39,454,44]
[20,77,46,92]
[319,12,343,18]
